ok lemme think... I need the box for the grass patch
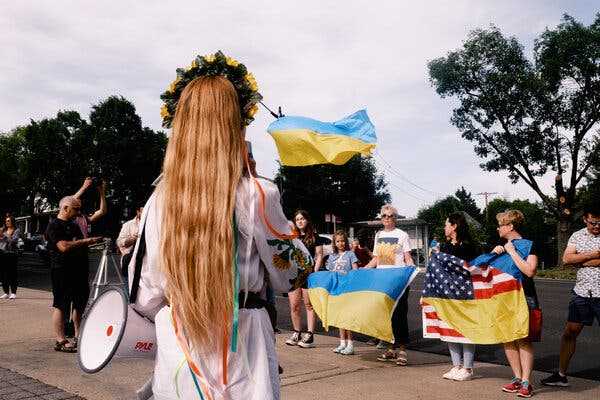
[536,267,577,280]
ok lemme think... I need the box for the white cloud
[0,0,596,217]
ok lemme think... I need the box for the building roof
[350,218,428,228]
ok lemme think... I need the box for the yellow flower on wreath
[248,104,259,118]
[204,54,216,63]
[167,77,181,93]
[160,104,170,119]
[225,56,239,67]
[186,59,199,71]
[245,72,258,92]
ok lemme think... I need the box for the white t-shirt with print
[568,227,600,298]
[373,228,411,268]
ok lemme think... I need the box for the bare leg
[518,340,534,383]
[52,308,66,342]
[73,309,83,338]
[287,288,303,332]
[301,288,315,333]
[503,341,522,380]
[559,322,584,375]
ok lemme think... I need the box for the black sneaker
[298,332,315,348]
[541,372,569,387]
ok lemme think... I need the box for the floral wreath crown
[160,51,262,128]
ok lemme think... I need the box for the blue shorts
[567,294,600,326]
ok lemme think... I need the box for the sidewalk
[1,288,599,399]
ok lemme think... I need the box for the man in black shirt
[45,196,102,352]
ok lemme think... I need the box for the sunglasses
[381,214,395,219]
[586,220,600,227]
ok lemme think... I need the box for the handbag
[528,308,543,342]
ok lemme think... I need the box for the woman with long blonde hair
[129,55,310,400]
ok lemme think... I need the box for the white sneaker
[9,293,16,299]
[453,368,474,381]
[340,343,354,355]
[285,331,300,346]
[443,366,461,380]
[0,294,8,299]
[333,343,346,353]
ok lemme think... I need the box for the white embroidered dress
[128,177,309,400]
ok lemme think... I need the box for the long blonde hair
[160,76,243,350]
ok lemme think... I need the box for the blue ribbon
[231,215,239,353]
[188,365,205,400]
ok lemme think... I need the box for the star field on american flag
[422,253,474,300]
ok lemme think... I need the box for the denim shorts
[567,294,600,326]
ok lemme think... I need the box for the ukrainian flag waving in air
[267,110,376,166]
[308,268,417,342]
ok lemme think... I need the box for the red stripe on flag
[474,279,521,300]
[424,311,439,320]
[470,267,503,283]
[425,325,464,338]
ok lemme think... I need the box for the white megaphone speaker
[78,236,157,374]
[78,287,156,373]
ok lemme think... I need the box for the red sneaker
[502,379,522,393]
[517,383,533,398]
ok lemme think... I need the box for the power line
[374,154,441,196]
[476,191,499,220]
[385,179,429,203]
[475,191,498,209]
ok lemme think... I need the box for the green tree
[485,198,556,266]
[274,155,390,232]
[86,96,167,234]
[0,130,27,215]
[417,192,483,245]
[18,111,92,212]
[428,15,600,263]
[454,186,481,222]
[0,97,167,237]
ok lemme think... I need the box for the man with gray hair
[365,203,414,366]
[45,196,102,352]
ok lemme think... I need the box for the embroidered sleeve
[253,179,312,292]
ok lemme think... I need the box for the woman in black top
[439,212,480,381]
[285,210,325,348]
[492,210,539,397]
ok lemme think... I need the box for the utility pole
[476,191,499,222]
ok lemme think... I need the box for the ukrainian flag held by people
[308,267,417,342]
[421,239,532,344]
[267,110,377,166]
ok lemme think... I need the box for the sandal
[376,350,398,362]
[395,350,408,366]
[54,339,77,353]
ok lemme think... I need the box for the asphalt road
[13,252,600,381]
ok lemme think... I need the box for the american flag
[421,251,523,343]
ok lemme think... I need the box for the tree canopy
[428,14,600,260]
[274,155,390,232]
[417,187,483,245]
[0,96,167,236]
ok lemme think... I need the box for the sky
[1,1,597,217]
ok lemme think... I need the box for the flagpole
[259,101,283,119]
